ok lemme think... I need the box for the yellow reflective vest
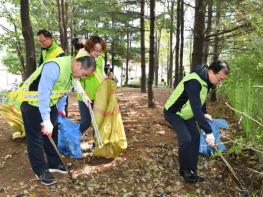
[76,49,106,100]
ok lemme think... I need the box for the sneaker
[35,170,57,186]
[49,164,68,174]
[180,170,204,183]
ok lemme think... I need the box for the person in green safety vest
[74,36,107,140]
[37,29,65,66]
[163,60,229,184]
[20,56,96,186]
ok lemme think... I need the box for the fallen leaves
[0,89,262,196]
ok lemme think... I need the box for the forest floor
[0,87,262,197]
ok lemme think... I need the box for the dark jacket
[167,64,213,134]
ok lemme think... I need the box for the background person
[37,29,65,66]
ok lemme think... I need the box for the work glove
[58,111,66,118]
[41,119,54,137]
[206,133,215,147]
[204,114,213,121]
[82,93,92,106]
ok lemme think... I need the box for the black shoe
[193,171,204,183]
[35,170,57,186]
[181,170,204,183]
[49,164,67,174]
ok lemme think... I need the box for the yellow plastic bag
[93,79,127,158]
[0,91,25,139]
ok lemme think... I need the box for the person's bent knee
[179,135,192,147]
[80,121,91,133]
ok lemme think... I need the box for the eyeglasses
[38,38,50,45]
[92,47,103,53]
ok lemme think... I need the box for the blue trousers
[164,109,200,174]
[20,102,61,175]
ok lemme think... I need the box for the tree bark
[203,0,213,65]
[57,0,69,54]
[125,31,130,85]
[154,28,161,87]
[111,52,115,74]
[191,0,206,68]
[111,17,116,73]
[213,0,220,62]
[148,0,155,107]
[168,1,175,88]
[211,0,221,101]
[179,0,184,81]
[140,0,146,92]
[20,0,36,80]
[174,0,181,88]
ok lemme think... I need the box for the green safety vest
[41,42,64,63]
[76,53,106,100]
[164,72,208,120]
[19,56,73,107]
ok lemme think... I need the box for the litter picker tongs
[85,102,103,149]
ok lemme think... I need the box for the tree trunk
[125,31,130,85]
[57,0,69,54]
[203,0,213,65]
[111,51,115,75]
[148,0,155,107]
[213,0,220,62]
[179,0,184,81]
[20,0,36,80]
[63,1,69,54]
[189,34,193,65]
[70,21,74,56]
[154,29,161,87]
[174,0,181,88]
[191,0,206,68]
[140,0,146,93]
[168,1,175,88]
[211,0,221,101]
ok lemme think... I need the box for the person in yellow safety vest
[164,60,229,184]
[75,36,107,139]
[20,56,96,186]
[37,29,65,66]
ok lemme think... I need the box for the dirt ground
[0,87,262,197]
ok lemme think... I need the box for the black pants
[164,109,200,174]
[20,102,61,175]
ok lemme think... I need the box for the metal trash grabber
[85,102,103,149]
[74,79,103,149]
[213,147,248,193]
[47,135,74,180]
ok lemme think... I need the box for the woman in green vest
[164,60,229,183]
[75,36,107,135]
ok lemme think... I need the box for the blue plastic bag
[199,119,229,156]
[58,115,82,158]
